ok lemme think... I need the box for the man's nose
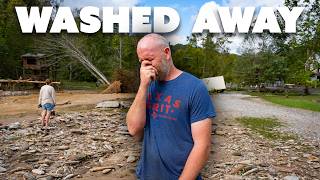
[141,59,152,62]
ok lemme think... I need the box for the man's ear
[164,47,171,59]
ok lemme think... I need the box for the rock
[290,157,299,160]
[102,168,112,174]
[91,136,107,141]
[118,126,128,131]
[47,173,63,178]
[230,164,247,174]
[111,168,133,178]
[37,177,53,180]
[10,167,32,173]
[303,153,311,158]
[274,166,294,173]
[284,175,299,180]
[257,162,269,167]
[0,166,7,173]
[38,159,53,165]
[23,172,36,180]
[268,167,277,176]
[0,124,8,130]
[5,135,18,141]
[20,143,30,151]
[27,149,37,153]
[242,167,259,176]
[208,173,220,179]
[57,145,69,150]
[215,130,226,136]
[70,129,87,135]
[304,154,319,162]
[39,164,49,169]
[114,136,127,143]
[16,129,29,136]
[224,175,243,180]
[232,152,242,156]
[120,101,132,108]
[25,158,40,163]
[32,168,45,175]
[68,153,90,162]
[96,101,120,108]
[2,91,29,96]
[90,166,113,172]
[8,122,21,130]
[56,166,74,176]
[64,161,81,165]
[63,174,75,180]
[126,155,136,163]
[103,144,113,151]
[10,146,20,151]
[238,160,252,165]
[116,131,130,135]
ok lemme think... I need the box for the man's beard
[157,58,169,81]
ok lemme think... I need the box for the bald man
[126,34,216,180]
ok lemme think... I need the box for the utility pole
[119,35,122,69]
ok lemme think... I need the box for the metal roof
[21,53,46,58]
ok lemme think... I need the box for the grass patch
[248,92,320,112]
[236,117,296,140]
[61,81,106,90]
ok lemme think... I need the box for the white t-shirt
[38,85,56,105]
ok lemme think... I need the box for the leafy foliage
[0,0,319,93]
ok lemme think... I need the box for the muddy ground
[0,91,134,124]
[0,91,319,180]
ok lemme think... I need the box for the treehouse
[21,53,56,81]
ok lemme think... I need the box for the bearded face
[156,53,170,81]
[137,40,171,81]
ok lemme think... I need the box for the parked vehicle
[202,76,226,92]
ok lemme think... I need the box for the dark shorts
[42,103,55,111]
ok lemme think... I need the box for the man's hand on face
[140,60,158,87]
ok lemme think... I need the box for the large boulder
[8,122,21,130]
[96,101,120,108]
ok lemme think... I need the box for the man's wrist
[138,83,149,91]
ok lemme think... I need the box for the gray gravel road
[212,93,320,142]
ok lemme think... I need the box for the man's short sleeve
[190,82,216,124]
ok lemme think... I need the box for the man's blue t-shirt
[136,72,216,180]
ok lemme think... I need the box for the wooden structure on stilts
[21,53,57,81]
[0,53,60,90]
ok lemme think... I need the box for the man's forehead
[138,37,163,49]
[137,47,155,57]
[137,42,159,54]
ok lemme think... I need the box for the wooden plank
[0,79,60,84]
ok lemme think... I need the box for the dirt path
[0,92,135,125]
[213,93,320,143]
[201,93,320,179]
[203,112,320,179]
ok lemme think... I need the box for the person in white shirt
[38,79,56,127]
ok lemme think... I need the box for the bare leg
[41,110,47,126]
[45,111,51,127]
